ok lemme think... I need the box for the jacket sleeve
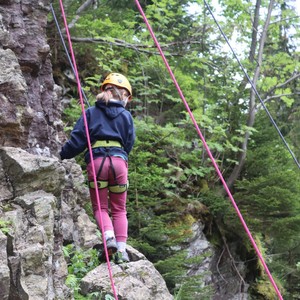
[60,112,89,160]
[124,114,135,155]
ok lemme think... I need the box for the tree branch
[267,72,300,95]
[62,0,94,32]
[262,93,300,104]
[259,72,300,105]
[69,36,205,56]
[221,234,246,289]
[216,247,228,283]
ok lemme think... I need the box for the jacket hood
[95,100,125,119]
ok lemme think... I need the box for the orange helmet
[101,73,132,100]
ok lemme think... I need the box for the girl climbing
[60,73,135,263]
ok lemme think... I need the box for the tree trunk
[226,0,275,189]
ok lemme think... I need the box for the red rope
[134,1,283,299]
[58,1,119,299]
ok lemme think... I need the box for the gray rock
[80,252,174,300]
[0,0,64,154]
[0,148,72,300]
[0,231,10,300]
[0,147,65,197]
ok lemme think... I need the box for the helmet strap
[123,96,129,107]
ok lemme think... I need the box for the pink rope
[58,1,119,299]
[134,1,283,299]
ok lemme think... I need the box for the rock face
[210,241,249,300]
[0,0,64,154]
[0,147,92,300]
[0,147,174,300]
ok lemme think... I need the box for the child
[60,73,135,263]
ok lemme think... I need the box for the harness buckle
[88,180,108,189]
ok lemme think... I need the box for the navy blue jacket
[60,100,135,163]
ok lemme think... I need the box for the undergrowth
[63,244,114,300]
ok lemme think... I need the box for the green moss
[0,219,12,235]
[252,278,284,300]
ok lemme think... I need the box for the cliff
[0,1,250,299]
[0,1,173,299]
[0,147,174,299]
[0,0,63,154]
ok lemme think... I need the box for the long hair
[96,86,129,106]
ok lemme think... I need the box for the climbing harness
[203,0,300,171]
[88,180,108,189]
[57,1,118,299]
[88,180,128,193]
[93,140,123,148]
[88,143,129,194]
[134,0,284,299]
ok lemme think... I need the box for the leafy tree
[49,0,300,298]
[234,112,300,298]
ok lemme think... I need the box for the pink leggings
[87,156,128,243]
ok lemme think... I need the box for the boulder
[80,246,174,300]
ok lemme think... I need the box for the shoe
[98,237,118,261]
[106,237,118,252]
[114,250,129,264]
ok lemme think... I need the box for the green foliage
[52,0,300,298]
[63,244,107,299]
[128,118,210,243]
[155,251,188,289]
[198,190,231,218]
[155,251,213,299]
[251,278,282,300]
[62,98,83,133]
[125,117,219,292]
[0,219,12,235]
[64,244,98,279]
[174,275,213,300]
[233,114,300,298]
